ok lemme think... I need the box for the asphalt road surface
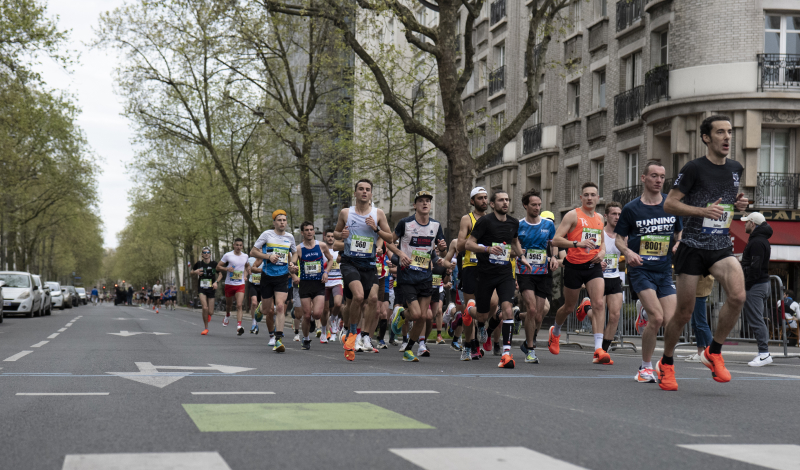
[1,302,799,470]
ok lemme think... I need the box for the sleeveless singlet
[602,230,621,279]
[343,206,380,266]
[462,212,479,268]
[299,241,324,281]
[565,208,605,265]
[326,250,342,284]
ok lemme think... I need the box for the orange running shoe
[498,353,515,369]
[592,348,612,364]
[201,329,208,335]
[344,349,355,361]
[655,359,678,391]
[463,299,475,327]
[575,298,591,322]
[548,325,560,355]
[327,330,331,340]
[700,347,731,383]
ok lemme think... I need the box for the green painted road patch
[183,402,434,432]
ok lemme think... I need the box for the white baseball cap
[741,212,766,225]
[470,187,488,198]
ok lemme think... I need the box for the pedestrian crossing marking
[183,402,434,432]
[679,444,800,470]
[389,447,588,470]
[62,451,231,469]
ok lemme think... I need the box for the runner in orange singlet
[548,181,611,364]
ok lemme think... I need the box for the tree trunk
[443,129,475,237]
[298,127,316,225]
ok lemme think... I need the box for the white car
[47,282,65,310]
[0,271,44,318]
[76,287,87,305]
[33,275,52,316]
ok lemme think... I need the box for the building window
[567,0,582,35]
[568,81,581,118]
[496,43,505,67]
[493,111,505,140]
[626,151,639,187]
[415,9,426,42]
[765,15,800,55]
[567,166,580,204]
[593,70,606,108]
[659,31,669,65]
[478,60,487,88]
[594,160,605,197]
[532,92,543,125]
[759,129,790,173]
[625,51,643,89]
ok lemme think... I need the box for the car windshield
[0,274,30,288]
[47,282,60,290]
[76,288,85,294]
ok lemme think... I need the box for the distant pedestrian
[127,286,133,305]
[741,212,773,367]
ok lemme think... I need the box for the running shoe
[684,353,701,362]
[330,332,337,343]
[326,330,331,341]
[156,309,159,314]
[201,329,209,336]
[320,336,328,344]
[470,348,481,361]
[548,325,560,355]
[378,340,387,349]
[316,328,322,338]
[748,354,773,367]
[483,337,492,353]
[237,326,245,336]
[443,302,455,325]
[344,348,355,361]
[700,347,731,383]
[222,315,229,327]
[436,334,445,344]
[635,300,648,334]
[492,342,501,356]
[655,360,677,391]
[302,339,311,350]
[525,350,539,363]
[451,340,461,351]
[250,324,259,334]
[576,298,591,322]
[399,341,408,352]
[635,367,657,383]
[362,336,374,352]
[498,353,515,369]
[418,343,430,357]
[268,336,276,346]
[520,341,529,355]
[592,348,611,364]
[254,301,263,323]
[344,332,357,358]
[460,348,471,361]
[389,338,399,346]
[391,306,406,336]
[479,346,485,357]
[355,337,364,352]
[403,350,419,362]
[463,299,475,326]
[478,326,488,345]
[293,334,301,342]
[513,307,522,334]
[274,338,285,353]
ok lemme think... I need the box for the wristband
[573,241,577,248]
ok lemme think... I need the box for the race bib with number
[230,270,243,281]
[200,279,212,289]
[329,259,340,270]
[489,243,510,265]
[581,228,601,246]
[525,249,547,267]
[376,262,382,275]
[603,254,619,274]
[702,203,733,235]
[639,235,670,260]
[350,235,374,255]
[304,261,321,276]
[250,273,261,284]
[468,251,478,263]
[273,248,289,265]
[432,274,443,287]
[410,249,431,271]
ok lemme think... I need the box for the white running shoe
[362,336,374,352]
[330,333,337,342]
[268,336,276,346]
[222,315,230,326]
[399,341,408,352]
[418,342,430,357]
[635,367,657,383]
[293,334,301,342]
[748,354,773,367]
[355,337,364,352]
[684,353,702,363]
[443,302,456,325]
[319,337,328,344]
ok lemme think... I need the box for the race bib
[230,270,243,281]
[432,274,443,287]
[376,262,382,275]
[702,203,733,235]
[200,279,212,289]
[350,235,373,254]
[489,243,510,265]
[329,259,340,270]
[250,273,261,284]
[305,261,322,276]
[410,249,431,271]
[273,248,289,265]
[468,251,478,263]
[604,254,619,274]
[525,249,547,267]
[581,228,601,246]
[639,235,670,260]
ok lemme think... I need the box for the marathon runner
[464,191,530,369]
[660,115,748,391]
[151,280,163,313]
[247,256,263,334]
[333,179,393,361]
[323,229,343,342]
[549,182,610,364]
[192,247,222,335]
[291,221,334,350]
[250,210,297,353]
[217,238,251,336]
[515,189,558,364]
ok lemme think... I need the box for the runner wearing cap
[250,209,297,353]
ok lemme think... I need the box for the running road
[1,302,798,470]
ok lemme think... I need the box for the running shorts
[603,277,623,296]
[261,274,289,299]
[628,269,676,299]
[517,274,553,301]
[563,260,604,290]
[475,273,516,313]
[673,243,734,277]
[395,281,433,304]
[224,284,245,297]
[459,266,478,295]
[299,280,326,299]
[341,262,377,300]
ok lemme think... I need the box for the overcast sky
[37,0,132,249]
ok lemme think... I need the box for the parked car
[64,286,80,308]
[0,280,4,323]
[0,271,44,318]
[47,281,65,310]
[76,287,87,305]
[32,275,51,316]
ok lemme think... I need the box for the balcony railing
[644,64,670,106]
[563,121,581,148]
[564,35,582,63]
[756,172,800,209]
[490,0,506,26]
[587,111,607,141]
[612,178,674,206]
[613,86,644,126]
[456,34,462,54]
[523,123,543,154]
[523,43,544,76]
[489,65,506,95]
[757,54,800,91]
[486,147,504,168]
[616,0,643,32]
[588,19,608,52]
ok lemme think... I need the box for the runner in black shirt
[465,191,530,368]
[660,115,749,391]
[192,247,223,335]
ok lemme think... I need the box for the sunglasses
[202,251,211,254]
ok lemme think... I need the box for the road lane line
[355,391,439,394]
[62,452,232,470]
[48,333,59,339]
[390,447,588,470]
[4,351,33,362]
[31,341,49,348]
[191,392,275,395]
[679,444,800,470]
[58,328,67,332]
[17,393,109,396]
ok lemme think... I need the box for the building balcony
[586,110,607,141]
[757,54,800,91]
[612,178,674,206]
[588,19,608,52]
[485,148,504,168]
[562,121,581,149]
[489,65,505,96]
[564,35,582,63]
[613,86,643,126]
[615,0,643,33]
[490,0,506,26]
[756,172,800,209]
[523,123,543,154]
[644,64,670,106]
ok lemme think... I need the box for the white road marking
[4,351,33,362]
[390,447,588,470]
[58,328,67,332]
[31,341,49,348]
[17,393,109,396]
[62,451,232,470]
[108,362,255,388]
[48,333,59,339]
[679,444,800,470]
[355,390,439,394]
[191,391,275,395]
[107,331,171,337]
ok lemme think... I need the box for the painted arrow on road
[108,331,170,337]
[107,362,255,388]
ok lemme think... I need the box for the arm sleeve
[289,237,297,254]
[253,233,267,251]
[192,261,200,270]
[436,226,445,242]
[220,253,229,265]
[675,160,698,195]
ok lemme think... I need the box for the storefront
[730,214,800,295]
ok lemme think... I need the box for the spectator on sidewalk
[783,290,799,331]
[741,212,773,366]
[127,286,133,305]
[686,274,715,362]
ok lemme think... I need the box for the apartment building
[463,0,800,292]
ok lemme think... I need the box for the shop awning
[730,220,800,261]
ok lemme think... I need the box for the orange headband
[272,209,287,220]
